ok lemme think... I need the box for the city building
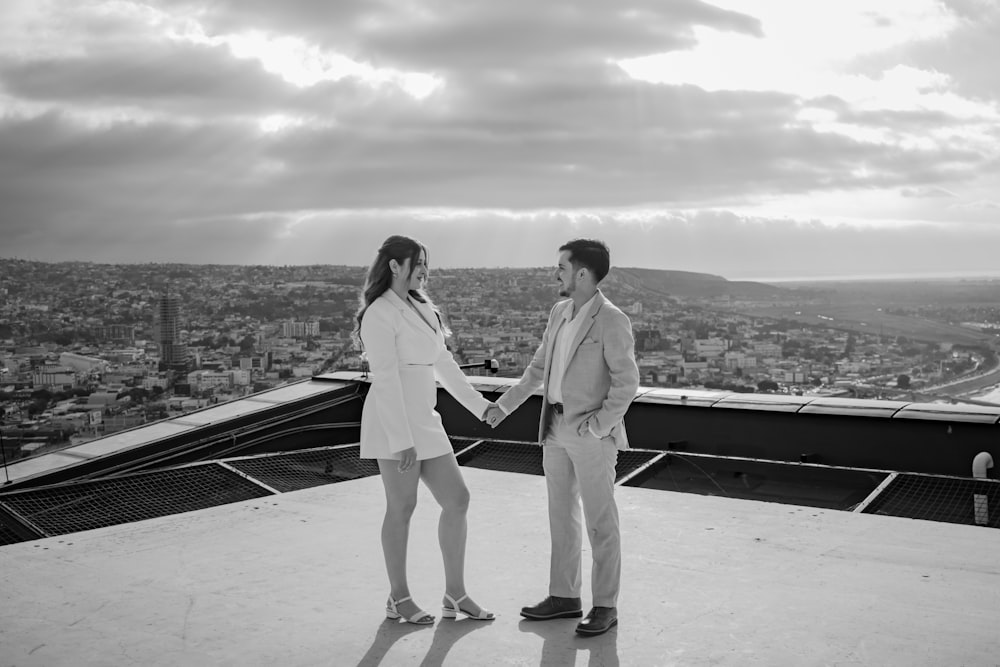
[58,352,107,374]
[95,324,136,344]
[31,366,76,390]
[723,351,757,370]
[694,338,728,358]
[238,354,271,372]
[187,369,251,391]
[281,320,320,338]
[752,341,783,358]
[155,295,189,373]
[142,375,169,392]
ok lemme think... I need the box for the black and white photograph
[2,1,999,665]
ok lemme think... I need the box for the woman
[356,235,495,625]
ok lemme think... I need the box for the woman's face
[399,249,428,290]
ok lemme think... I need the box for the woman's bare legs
[420,454,490,616]
[377,458,431,621]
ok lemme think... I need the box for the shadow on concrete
[518,618,620,667]
[356,615,497,667]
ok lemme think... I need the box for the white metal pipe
[972,452,993,526]
[972,452,993,479]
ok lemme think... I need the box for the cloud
[895,0,1000,102]
[0,1,998,281]
[949,199,1000,211]
[157,0,764,68]
[900,186,957,198]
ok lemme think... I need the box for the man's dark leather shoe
[575,606,618,636]
[520,596,583,620]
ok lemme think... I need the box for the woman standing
[356,235,495,625]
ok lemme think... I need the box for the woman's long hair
[354,235,448,349]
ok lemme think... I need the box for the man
[485,238,639,637]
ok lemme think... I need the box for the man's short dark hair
[559,238,610,283]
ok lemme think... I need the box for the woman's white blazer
[359,289,489,460]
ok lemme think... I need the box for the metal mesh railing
[5,439,993,547]
[456,440,661,482]
[615,450,662,482]
[458,440,544,476]
[0,520,26,547]
[860,474,1000,528]
[621,452,888,511]
[226,445,379,493]
[0,465,273,538]
[450,436,487,453]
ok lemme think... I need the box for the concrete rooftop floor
[3,466,1000,666]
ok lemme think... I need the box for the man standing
[485,238,639,637]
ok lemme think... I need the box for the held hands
[483,403,507,429]
[398,447,417,473]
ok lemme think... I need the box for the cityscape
[3,257,1000,463]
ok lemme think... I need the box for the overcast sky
[1,0,998,281]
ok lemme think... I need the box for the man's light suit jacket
[496,290,640,450]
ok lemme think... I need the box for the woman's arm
[433,340,491,420]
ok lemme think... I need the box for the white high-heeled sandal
[441,593,495,620]
[386,595,434,624]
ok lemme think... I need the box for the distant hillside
[613,267,788,299]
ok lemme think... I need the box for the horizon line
[4,256,1000,285]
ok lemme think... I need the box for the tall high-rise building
[155,295,188,372]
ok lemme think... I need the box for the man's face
[555,250,576,297]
